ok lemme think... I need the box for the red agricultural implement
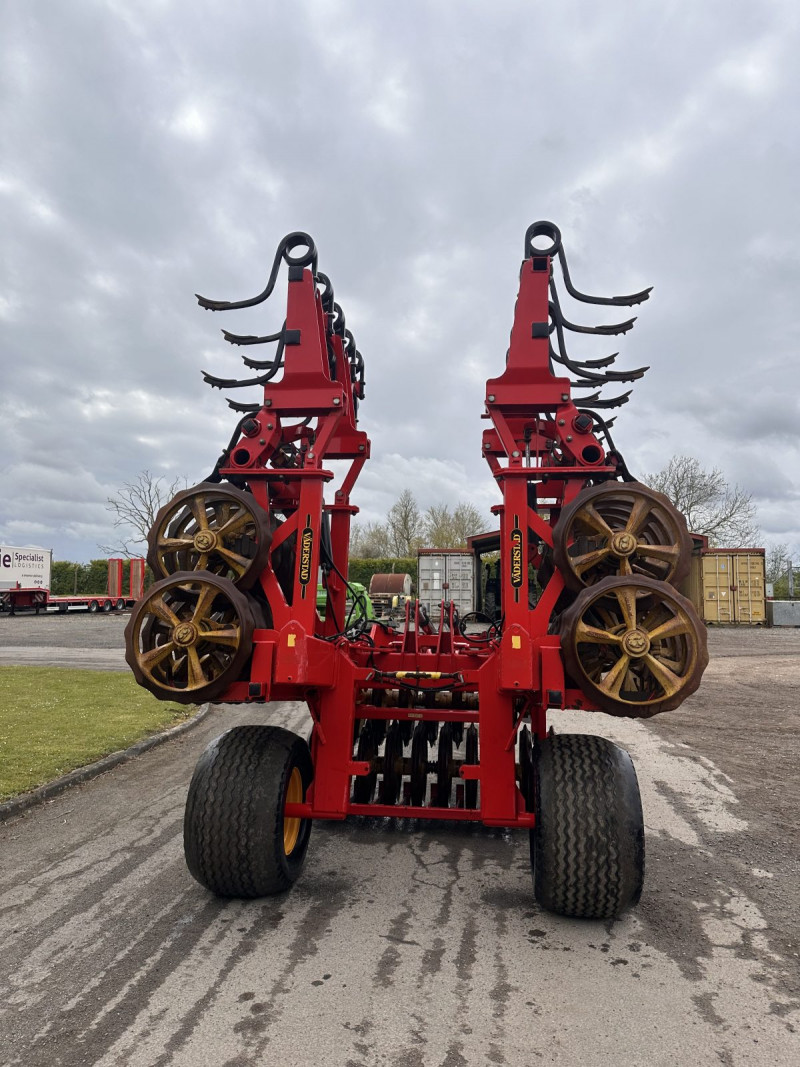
[125,223,708,918]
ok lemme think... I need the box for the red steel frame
[215,247,620,827]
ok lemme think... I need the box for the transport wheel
[352,721,378,803]
[381,722,403,805]
[531,733,644,919]
[464,725,479,809]
[88,600,99,613]
[560,575,708,717]
[147,482,272,590]
[184,724,313,897]
[124,571,256,704]
[410,722,429,806]
[58,604,68,614]
[552,482,692,592]
[103,600,113,612]
[115,598,125,611]
[518,725,533,809]
[436,723,454,808]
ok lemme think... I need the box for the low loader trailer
[125,223,707,918]
[1,552,145,614]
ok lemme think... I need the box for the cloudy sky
[2,0,799,565]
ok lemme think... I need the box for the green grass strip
[0,667,194,800]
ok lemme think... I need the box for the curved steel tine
[584,390,632,409]
[202,369,276,389]
[242,354,281,370]
[226,399,261,412]
[316,272,335,314]
[581,351,619,368]
[550,331,610,383]
[197,243,284,312]
[556,247,652,307]
[550,282,636,336]
[222,328,283,346]
[559,310,637,336]
[196,232,316,311]
[239,334,286,371]
[570,389,602,402]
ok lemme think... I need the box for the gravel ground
[1,618,799,1065]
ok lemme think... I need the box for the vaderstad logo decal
[298,527,314,585]
[510,526,523,588]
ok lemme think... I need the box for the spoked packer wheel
[560,575,708,717]
[531,733,644,919]
[184,725,313,897]
[552,482,692,592]
[125,571,257,703]
[147,482,272,590]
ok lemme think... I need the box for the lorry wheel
[531,733,644,920]
[115,598,125,611]
[184,725,313,898]
[103,600,113,612]
[88,600,99,613]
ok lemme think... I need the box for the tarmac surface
[1,616,799,1065]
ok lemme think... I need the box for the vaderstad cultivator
[125,222,708,918]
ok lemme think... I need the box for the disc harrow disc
[147,482,271,590]
[552,482,692,592]
[381,722,404,805]
[464,725,479,809]
[560,575,708,717]
[436,723,454,808]
[410,722,429,806]
[125,571,256,704]
[353,721,378,804]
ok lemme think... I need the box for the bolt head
[558,419,565,426]
[487,394,496,402]
[333,397,341,405]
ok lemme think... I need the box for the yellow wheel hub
[283,767,303,855]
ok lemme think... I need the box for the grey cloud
[2,0,799,560]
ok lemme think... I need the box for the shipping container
[417,550,475,618]
[699,549,765,625]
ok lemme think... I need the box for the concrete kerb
[0,702,212,823]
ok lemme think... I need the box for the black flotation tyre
[184,724,313,898]
[531,733,644,919]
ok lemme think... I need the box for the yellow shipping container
[700,550,765,625]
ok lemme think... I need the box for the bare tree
[100,470,185,557]
[423,503,455,548]
[349,520,391,559]
[423,501,487,548]
[642,456,760,547]
[450,501,486,545]
[386,489,425,556]
[765,541,791,584]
